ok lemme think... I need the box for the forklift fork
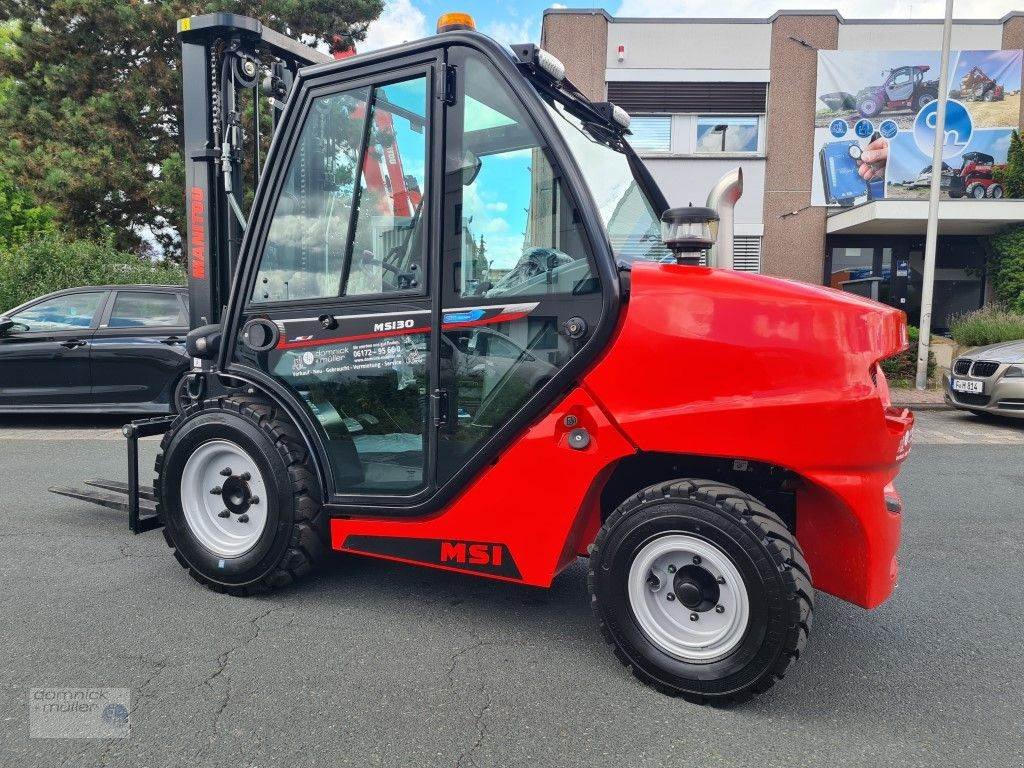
[49,415,175,534]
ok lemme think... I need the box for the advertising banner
[812,49,1023,206]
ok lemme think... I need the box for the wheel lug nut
[210,486,222,495]
[666,593,676,601]
[220,467,232,477]
[238,514,249,523]
[667,564,677,574]
[692,555,702,565]
[690,613,699,622]
[716,576,725,585]
[715,605,725,614]
[218,509,230,518]
[249,496,259,505]
[240,472,251,481]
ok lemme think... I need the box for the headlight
[1003,365,1024,378]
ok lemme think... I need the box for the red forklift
[53,12,914,703]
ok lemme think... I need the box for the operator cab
[224,20,670,514]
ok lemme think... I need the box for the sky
[359,0,1024,53]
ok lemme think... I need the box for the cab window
[445,54,598,300]
[253,75,428,304]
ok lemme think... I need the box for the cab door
[232,56,441,503]
[434,47,608,486]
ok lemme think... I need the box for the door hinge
[432,388,450,427]
[440,64,457,106]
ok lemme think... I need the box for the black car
[0,285,191,413]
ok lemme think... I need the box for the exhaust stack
[705,167,743,269]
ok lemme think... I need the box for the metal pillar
[916,0,955,390]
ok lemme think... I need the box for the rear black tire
[155,395,328,596]
[589,479,813,704]
[170,374,191,415]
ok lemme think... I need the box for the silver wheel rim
[180,439,268,558]
[627,534,750,663]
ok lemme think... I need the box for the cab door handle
[161,336,185,345]
[60,339,87,349]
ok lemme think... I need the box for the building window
[628,115,672,153]
[695,116,759,153]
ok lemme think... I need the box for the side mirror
[449,149,482,187]
[0,317,14,335]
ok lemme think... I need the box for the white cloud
[483,17,540,45]
[360,0,429,52]
[615,0,1022,18]
[485,201,509,212]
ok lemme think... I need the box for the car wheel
[917,93,934,111]
[989,184,1004,199]
[171,375,192,414]
[969,183,987,199]
[589,479,813,704]
[155,395,328,595]
[859,98,881,117]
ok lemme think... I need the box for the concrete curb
[891,402,950,411]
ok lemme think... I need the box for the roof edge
[540,7,1024,25]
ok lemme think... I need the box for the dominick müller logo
[29,688,130,739]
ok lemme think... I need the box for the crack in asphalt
[192,603,282,763]
[448,639,499,768]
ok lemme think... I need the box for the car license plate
[951,378,983,394]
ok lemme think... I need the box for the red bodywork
[331,264,913,609]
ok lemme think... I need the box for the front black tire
[589,479,813,704]
[155,395,328,595]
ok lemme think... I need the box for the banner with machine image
[812,48,1023,206]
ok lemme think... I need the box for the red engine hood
[584,262,909,462]
[583,263,913,608]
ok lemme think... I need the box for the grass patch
[949,307,1024,347]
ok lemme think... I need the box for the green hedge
[0,233,184,312]
[987,224,1024,314]
[949,307,1024,347]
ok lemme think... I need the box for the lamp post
[916,0,954,390]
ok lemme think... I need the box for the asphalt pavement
[0,409,1022,767]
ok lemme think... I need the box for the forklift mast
[177,14,331,330]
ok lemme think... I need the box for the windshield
[543,98,670,264]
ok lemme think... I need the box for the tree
[0,0,382,260]
[0,170,55,249]
[994,129,1024,199]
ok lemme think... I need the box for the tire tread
[155,394,327,596]
[587,478,814,705]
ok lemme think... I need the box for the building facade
[540,9,1024,331]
